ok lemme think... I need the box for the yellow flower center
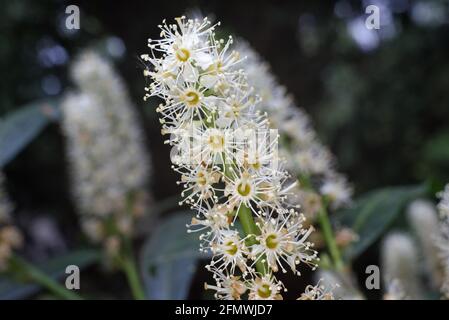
[196,171,207,186]
[183,90,200,107]
[231,102,241,116]
[257,283,272,299]
[237,181,252,197]
[208,60,223,74]
[175,48,191,62]
[265,233,279,249]
[225,240,238,256]
[208,134,224,151]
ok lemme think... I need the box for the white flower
[381,232,423,299]
[248,274,284,300]
[236,40,352,208]
[437,220,449,299]
[293,143,333,176]
[177,164,221,207]
[298,279,336,300]
[437,184,449,219]
[252,210,317,274]
[204,266,247,300]
[0,172,22,271]
[407,199,443,288]
[436,184,449,299]
[145,17,215,82]
[383,279,408,300]
[209,229,250,274]
[320,175,353,209]
[62,50,151,254]
[187,204,230,250]
[144,17,318,300]
[316,269,364,300]
[0,173,12,224]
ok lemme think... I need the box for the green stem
[120,241,145,300]
[12,255,83,300]
[317,204,344,271]
[237,205,267,275]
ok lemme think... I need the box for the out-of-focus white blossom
[320,175,353,209]
[383,279,408,300]
[235,41,353,211]
[316,269,364,300]
[381,232,423,299]
[61,51,151,257]
[335,227,359,249]
[143,16,317,299]
[437,220,449,299]
[437,184,449,219]
[407,199,443,288]
[0,172,23,271]
[436,184,449,299]
[298,279,336,300]
[0,173,12,224]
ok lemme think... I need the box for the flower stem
[12,255,83,300]
[237,205,267,275]
[317,204,344,271]
[120,240,145,300]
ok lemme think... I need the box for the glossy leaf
[0,249,99,300]
[140,212,210,299]
[0,100,59,167]
[334,185,426,260]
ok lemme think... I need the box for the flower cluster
[235,41,352,216]
[407,199,443,289]
[381,232,422,299]
[383,279,408,300]
[437,184,449,218]
[298,280,335,300]
[61,51,151,258]
[0,172,23,271]
[436,184,449,299]
[143,17,318,299]
[378,197,449,300]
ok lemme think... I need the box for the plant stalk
[12,255,83,300]
[317,204,344,271]
[120,239,145,300]
[237,205,267,275]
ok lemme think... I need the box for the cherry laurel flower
[381,232,423,299]
[62,51,151,258]
[436,184,449,299]
[236,41,353,213]
[383,279,408,300]
[143,16,318,299]
[0,172,23,271]
[298,280,336,300]
[407,199,443,288]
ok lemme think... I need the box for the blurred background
[1,0,449,299]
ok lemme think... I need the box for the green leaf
[140,212,210,299]
[334,185,426,260]
[0,249,99,300]
[0,100,59,167]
